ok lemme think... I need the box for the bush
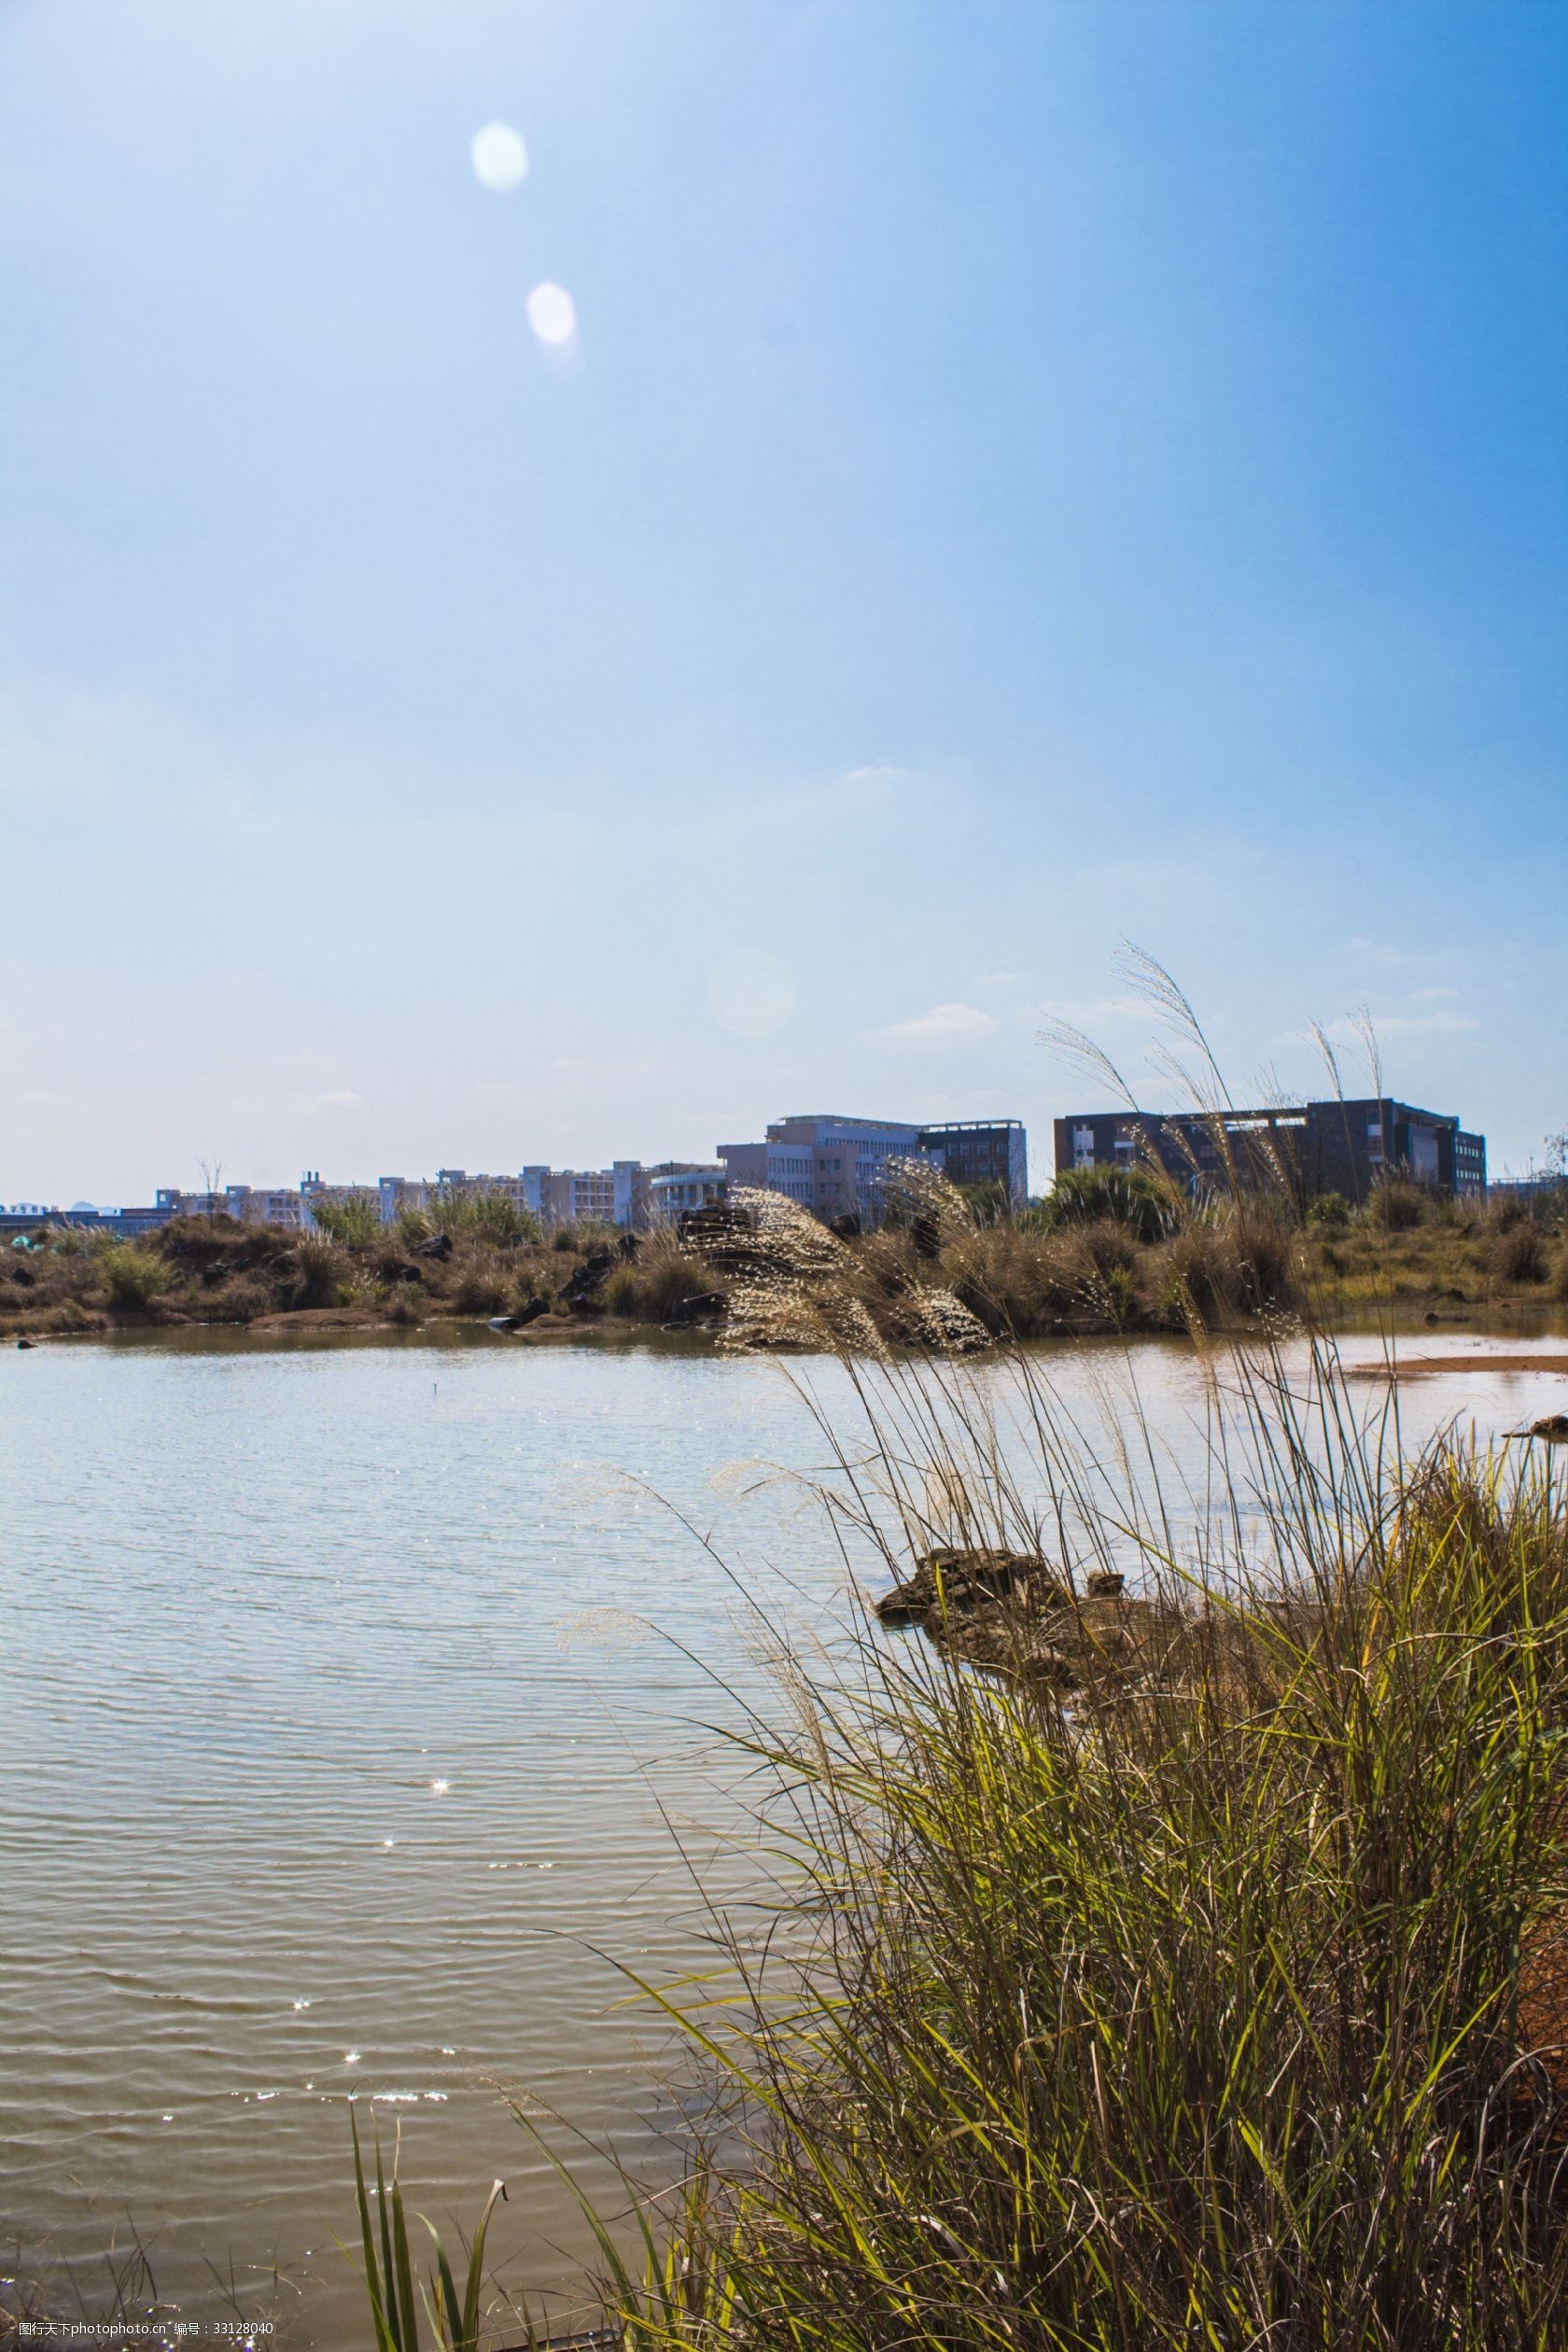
[1492,1223,1549,1284]
[304,1195,382,1248]
[1367,1179,1428,1232]
[1307,1189,1351,1229]
[203,1277,272,1324]
[285,1238,342,1310]
[1039,1163,1180,1244]
[451,1266,509,1316]
[427,1187,541,1247]
[97,1242,166,1312]
[601,1236,721,1323]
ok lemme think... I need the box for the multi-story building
[518,1166,618,1226]
[719,1116,922,1225]
[1053,1099,1486,1203]
[917,1119,1029,1207]
[719,1114,1031,1225]
[647,1165,727,1223]
[1,1201,175,1239]
[218,1184,304,1227]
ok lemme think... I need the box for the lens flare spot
[526,281,578,348]
[469,122,528,192]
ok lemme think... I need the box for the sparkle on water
[469,121,528,192]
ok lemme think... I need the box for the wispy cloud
[1037,995,1146,1025]
[298,1089,367,1112]
[1325,1011,1479,1043]
[873,1001,996,1045]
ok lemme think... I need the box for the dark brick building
[917,1119,1029,1207]
[1054,1099,1485,1204]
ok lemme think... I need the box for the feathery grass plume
[711,1187,887,1355]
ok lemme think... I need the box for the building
[647,1165,727,1223]
[518,1166,618,1226]
[1054,1099,1486,1203]
[717,1116,922,1225]
[917,1119,1029,1207]
[0,1201,175,1240]
[718,1114,1032,1225]
[217,1184,304,1227]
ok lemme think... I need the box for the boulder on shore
[875,1545,1158,1691]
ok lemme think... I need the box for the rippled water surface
[3,1324,1564,2342]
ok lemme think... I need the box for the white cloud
[1325,1012,1479,1043]
[841,763,908,786]
[300,1090,368,1112]
[874,1001,995,1045]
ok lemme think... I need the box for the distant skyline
[3,0,1564,1197]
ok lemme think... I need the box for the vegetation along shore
[4,1157,1564,1350]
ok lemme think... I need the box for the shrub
[203,1277,272,1324]
[1229,1209,1299,1311]
[1307,1189,1351,1229]
[305,1195,382,1248]
[1492,1223,1549,1283]
[451,1266,508,1316]
[1367,1179,1428,1232]
[1040,1163,1179,1244]
[427,1187,541,1246]
[1151,1221,1235,1329]
[285,1238,342,1310]
[97,1242,166,1312]
[602,1236,721,1323]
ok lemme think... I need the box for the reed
[373,1317,1568,2349]
[595,1340,1568,2349]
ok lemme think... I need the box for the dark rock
[665,1290,727,1327]
[875,1546,1167,1693]
[616,1230,641,1260]
[562,1249,616,1312]
[513,1295,550,1328]
[16,1336,35,1349]
[413,1233,453,1261]
[875,1547,1065,1627]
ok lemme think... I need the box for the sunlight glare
[469,122,528,192]
[526,281,578,348]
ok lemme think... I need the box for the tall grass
[591,1341,1568,2349]
[381,1323,1568,2349]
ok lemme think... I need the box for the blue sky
[2,0,1563,1199]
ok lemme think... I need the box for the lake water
[3,1323,1565,2344]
